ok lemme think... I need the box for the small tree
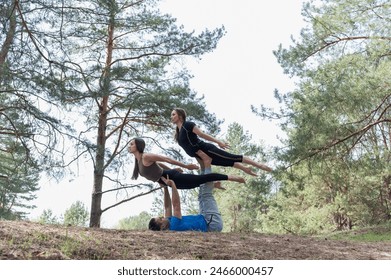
[63,201,89,227]
[38,209,60,225]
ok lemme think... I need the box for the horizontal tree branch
[101,184,163,214]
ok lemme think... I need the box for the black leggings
[159,169,228,189]
[197,142,243,167]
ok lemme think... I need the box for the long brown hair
[131,137,146,180]
[173,108,187,142]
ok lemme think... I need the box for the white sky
[27,0,306,228]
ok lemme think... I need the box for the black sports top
[177,122,243,167]
[177,121,202,157]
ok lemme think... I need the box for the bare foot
[242,166,258,176]
[213,181,226,190]
[228,175,246,184]
[234,162,258,176]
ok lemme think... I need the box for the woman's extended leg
[199,142,272,173]
[162,169,245,189]
[241,156,273,172]
[233,162,258,176]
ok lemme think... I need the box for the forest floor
[1,220,391,260]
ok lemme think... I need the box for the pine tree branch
[15,0,54,64]
[101,185,163,214]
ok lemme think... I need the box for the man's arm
[171,182,182,219]
[163,186,172,218]
[163,176,182,219]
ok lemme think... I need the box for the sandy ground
[1,220,391,260]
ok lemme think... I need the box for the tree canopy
[1,0,226,226]
[254,0,391,233]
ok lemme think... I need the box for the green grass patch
[323,223,391,242]
[341,232,391,242]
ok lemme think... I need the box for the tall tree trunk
[0,1,16,76]
[89,18,115,228]
[89,96,109,227]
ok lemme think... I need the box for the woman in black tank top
[171,108,273,175]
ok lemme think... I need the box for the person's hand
[174,167,184,173]
[214,181,226,191]
[187,163,199,170]
[163,175,175,187]
[217,141,230,149]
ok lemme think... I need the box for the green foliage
[1,0,80,217]
[63,201,89,227]
[1,1,75,179]
[0,140,40,220]
[116,211,152,230]
[38,201,89,226]
[34,0,225,133]
[254,0,391,234]
[257,170,336,235]
[38,209,60,225]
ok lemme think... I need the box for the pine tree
[11,0,225,227]
[1,1,71,218]
[254,0,391,232]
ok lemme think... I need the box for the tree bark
[0,1,16,75]
[89,16,115,228]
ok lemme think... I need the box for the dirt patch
[1,220,390,260]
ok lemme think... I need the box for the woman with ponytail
[171,108,272,175]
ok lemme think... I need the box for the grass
[322,223,391,242]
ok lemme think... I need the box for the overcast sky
[28,0,306,228]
